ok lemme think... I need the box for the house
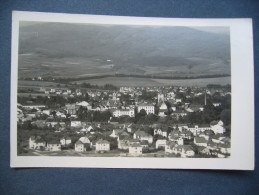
[165,141,177,154]
[140,140,149,148]
[47,141,61,151]
[79,136,92,148]
[117,132,130,141]
[76,101,92,110]
[137,103,155,114]
[29,136,46,150]
[155,139,167,149]
[126,123,133,133]
[158,102,168,117]
[177,137,184,145]
[118,139,131,150]
[110,129,124,138]
[194,137,208,147]
[186,104,204,112]
[129,143,142,156]
[179,129,193,140]
[133,130,153,144]
[170,110,187,119]
[96,139,110,152]
[65,104,77,115]
[219,142,231,154]
[211,134,226,144]
[113,109,135,117]
[187,124,211,136]
[198,147,212,156]
[75,141,86,152]
[154,128,168,137]
[179,145,195,157]
[71,121,82,128]
[210,120,226,134]
[60,137,72,146]
[42,109,51,115]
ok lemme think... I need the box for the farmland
[71,76,231,87]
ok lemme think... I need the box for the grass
[71,76,231,87]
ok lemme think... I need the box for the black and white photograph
[10,11,254,169]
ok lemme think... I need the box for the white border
[10,11,255,170]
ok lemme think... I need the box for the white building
[60,137,72,146]
[210,120,226,134]
[154,128,168,137]
[129,143,142,156]
[96,140,110,152]
[71,121,82,128]
[47,141,61,151]
[155,139,167,149]
[113,109,135,117]
[75,141,86,152]
[137,104,155,114]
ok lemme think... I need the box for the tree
[77,106,88,120]
[220,109,231,126]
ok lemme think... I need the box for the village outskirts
[17,79,231,158]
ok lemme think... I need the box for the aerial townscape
[17,22,231,158]
[17,77,231,158]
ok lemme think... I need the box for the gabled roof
[140,140,149,145]
[96,139,110,144]
[130,143,142,147]
[75,140,83,145]
[134,130,152,138]
[48,140,60,144]
[194,137,207,143]
[79,136,91,144]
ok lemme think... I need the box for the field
[18,80,60,87]
[72,76,231,87]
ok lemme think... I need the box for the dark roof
[194,137,207,143]
[96,139,110,144]
[48,140,60,144]
[130,143,142,147]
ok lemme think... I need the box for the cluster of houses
[27,118,229,158]
[19,85,231,157]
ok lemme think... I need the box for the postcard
[10,11,254,169]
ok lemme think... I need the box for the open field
[71,76,231,87]
[18,80,60,87]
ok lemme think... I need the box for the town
[17,79,231,158]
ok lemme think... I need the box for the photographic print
[10,11,254,169]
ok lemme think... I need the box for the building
[96,140,110,152]
[194,137,208,147]
[29,136,46,150]
[137,103,155,115]
[60,137,72,146]
[155,139,167,149]
[187,124,211,136]
[75,141,86,152]
[210,120,226,134]
[133,130,153,144]
[47,141,61,151]
[71,121,82,128]
[113,109,135,117]
[165,141,177,154]
[154,128,168,137]
[129,143,142,156]
[158,102,168,117]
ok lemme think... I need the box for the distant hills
[18,22,231,79]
